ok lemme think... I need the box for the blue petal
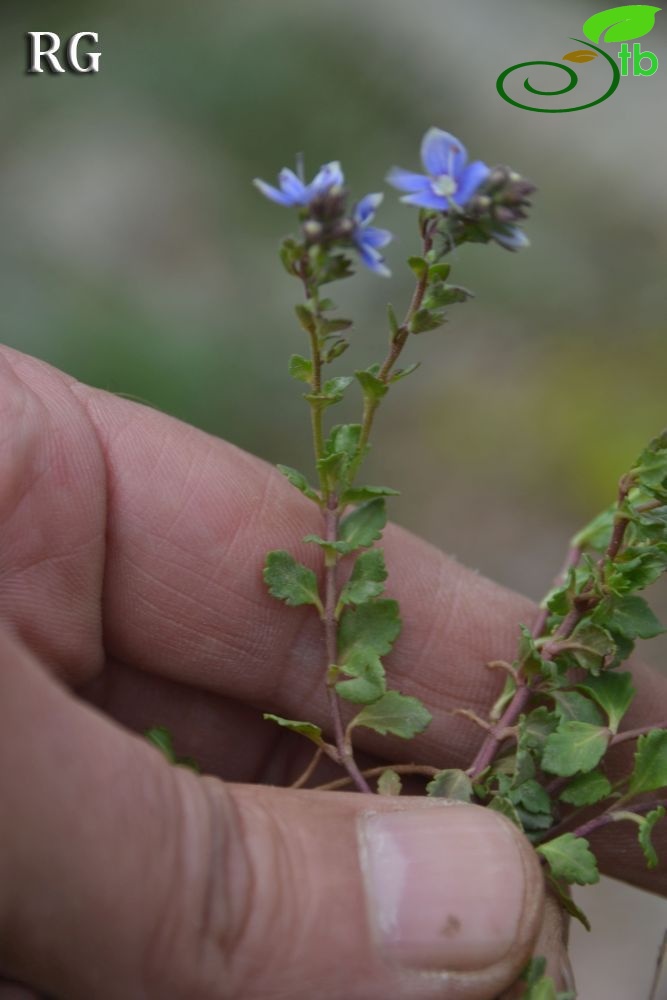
[386,168,432,193]
[400,188,450,211]
[278,168,308,203]
[359,226,393,249]
[253,177,299,206]
[492,226,530,251]
[421,128,467,180]
[453,160,491,207]
[354,192,383,225]
[309,160,344,194]
[358,242,391,277]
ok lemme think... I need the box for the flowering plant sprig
[151,127,667,998]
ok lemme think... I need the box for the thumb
[0,630,544,1000]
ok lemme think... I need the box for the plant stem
[290,747,324,789]
[610,722,667,747]
[569,797,667,840]
[314,762,440,792]
[348,225,435,482]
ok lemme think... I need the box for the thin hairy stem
[290,747,325,789]
[314,762,440,792]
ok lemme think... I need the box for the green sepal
[276,464,320,503]
[537,833,600,886]
[355,369,389,401]
[338,549,387,606]
[542,722,609,776]
[389,362,420,383]
[577,671,635,733]
[279,236,303,276]
[325,338,349,363]
[377,768,402,796]
[628,729,667,796]
[263,550,323,612]
[407,255,428,278]
[320,316,353,336]
[350,690,432,738]
[262,714,325,748]
[426,769,473,802]
[339,498,387,552]
[288,354,313,384]
[559,769,612,806]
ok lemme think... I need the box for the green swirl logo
[497,5,661,113]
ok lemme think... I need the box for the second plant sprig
[257,129,535,792]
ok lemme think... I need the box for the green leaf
[294,302,316,334]
[628,729,667,796]
[517,624,546,676]
[325,338,350,363]
[606,545,667,595]
[303,534,350,557]
[407,255,428,278]
[377,768,403,796]
[637,806,666,868]
[355,369,389,401]
[320,316,353,336]
[594,594,664,640]
[582,5,660,44]
[572,505,615,553]
[335,650,386,704]
[338,598,401,660]
[339,498,387,552]
[262,714,325,747]
[489,673,517,722]
[550,690,604,726]
[276,464,320,503]
[563,622,616,675]
[511,778,552,815]
[428,262,451,282]
[350,690,432,738]
[488,795,522,829]
[339,549,387,606]
[560,769,612,806]
[577,671,635,733]
[426,769,473,802]
[537,833,600,886]
[542,722,609,777]
[521,707,560,751]
[387,303,400,338]
[422,282,473,310]
[288,353,313,384]
[545,875,592,932]
[146,725,176,763]
[263,551,323,612]
[325,423,363,465]
[409,307,447,334]
[632,429,667,492]
[389,362,421,383]
[322,375,354,399]
[341,485,400,503]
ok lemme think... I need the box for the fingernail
[360,805,526,972]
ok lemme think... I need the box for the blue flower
[351,193,392,277]
[387,128,490,212]
[253,160,343,207]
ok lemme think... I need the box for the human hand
[1,347,665,999]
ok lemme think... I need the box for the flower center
[433,174,457,198]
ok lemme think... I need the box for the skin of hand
[0,347,665,1000]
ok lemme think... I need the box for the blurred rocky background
[2,1,666,995]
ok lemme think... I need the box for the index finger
[2,346,666,893]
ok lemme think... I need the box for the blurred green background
[2,3,666,992]
[3,0,666,621]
